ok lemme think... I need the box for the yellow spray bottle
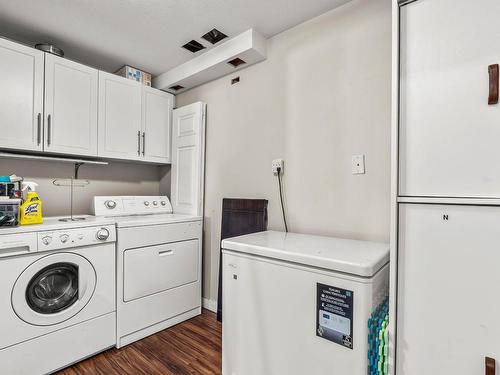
[19,182,43,225]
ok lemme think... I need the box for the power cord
[276,167,288,232]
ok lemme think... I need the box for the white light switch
[352,154,365,174]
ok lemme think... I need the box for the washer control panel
[38,225,116,251]
[93,196,173,217]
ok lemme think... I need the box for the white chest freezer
[221,231,389,375]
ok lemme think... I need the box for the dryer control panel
[93,196,173,217]
[38,225,116,252]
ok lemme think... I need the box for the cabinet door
[0,38,44,151]
[171,102,206,216]
[141,87,173,163]
[98,71,141,160]
[44,54,98,156]
[397,204,500,375]
[399,0,500,197]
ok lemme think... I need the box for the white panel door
[399,0,500,197]
[142,87,173,163]
[0,38,44,151]
[98,71,142,160]
[44,54,98,156]
[397,204,500,375]
[171,102,206,216]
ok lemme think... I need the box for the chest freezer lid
[222,231,389,277]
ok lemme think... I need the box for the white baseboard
[202,298,218,313]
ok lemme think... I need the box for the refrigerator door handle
[486,357,496,375]
[488,64,499,105]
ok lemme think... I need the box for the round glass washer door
[12,253,96,326]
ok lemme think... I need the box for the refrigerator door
[399,0,500,198]
[397,204,500,374]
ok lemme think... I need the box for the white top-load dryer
[93,196,202,348]
[221,231,389,375]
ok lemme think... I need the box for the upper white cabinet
[98,72,174,163]
[142,87,173,163]
[0,38,44,152]
[0,37,173,163]
[399,0,500,198]
[44,54,98,156]
[98,71,142,160]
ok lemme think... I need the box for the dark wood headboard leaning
[217,198,268,322]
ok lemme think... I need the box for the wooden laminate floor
[57,309,222,375]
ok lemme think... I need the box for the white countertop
[0,213,202,235]
[222,231,389,277]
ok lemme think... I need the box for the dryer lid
[222,231,389,278]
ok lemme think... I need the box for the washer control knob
[96,228,110,241]
[161,201,166,206]
[153,201,158,206]
[60,234,69,243]
[42,236,52,245]
[104,200,117,209]
[144,201,150,206]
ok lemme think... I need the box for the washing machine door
[12,252,96,326]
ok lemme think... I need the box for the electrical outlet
[272,159,284,175]
[352,154,365,174]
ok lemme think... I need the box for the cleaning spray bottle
[19,182,43,225]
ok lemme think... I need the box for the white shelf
[0,152,108,165]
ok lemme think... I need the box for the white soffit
[154,29,266,94]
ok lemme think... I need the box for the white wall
[177,0,392,301]
[0,159,163,216]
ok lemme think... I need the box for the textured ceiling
[0,0,351,76]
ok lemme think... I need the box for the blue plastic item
[368,298,389,375]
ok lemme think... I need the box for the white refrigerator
[396,0,500,373]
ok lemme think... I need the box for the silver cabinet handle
[47,114,52,146]
[142,132,145,156]
[37,113,41,145]
[158,250,173,256]
[137,131,141,155]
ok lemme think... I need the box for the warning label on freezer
[316,283,354,349]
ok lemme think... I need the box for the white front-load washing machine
[0,218,117,375]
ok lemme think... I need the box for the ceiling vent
[169,85,185,91]
[182,40,205,53]
[202,28,228,44]
[227,57,246,68]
